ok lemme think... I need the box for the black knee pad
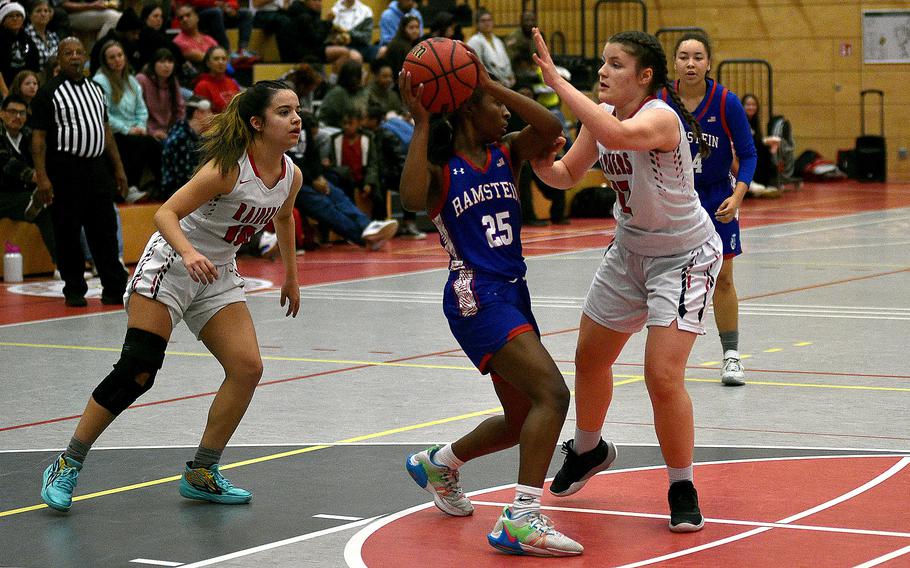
[92,328,168,415]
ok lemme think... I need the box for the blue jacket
[379,1,423,46]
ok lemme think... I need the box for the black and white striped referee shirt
[31,73,108,159]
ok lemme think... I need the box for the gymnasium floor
[1,180,908,567]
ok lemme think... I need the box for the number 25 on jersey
[482,212,513,247]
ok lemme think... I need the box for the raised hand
[398,70,430,124]
[531,27,561,88]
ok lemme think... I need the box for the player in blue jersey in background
[661,31,757,386]
[399,48,583,557]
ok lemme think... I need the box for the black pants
[114,132,162,190]
[0,191,56,263]
[48,153,127,300]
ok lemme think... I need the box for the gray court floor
[1,207,909,567]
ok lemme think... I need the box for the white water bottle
[4,242,24,283]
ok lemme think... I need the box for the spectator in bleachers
[289,111,398,250]
[40,53,58,84]
[317,58,367,128]
[331,0,374,60]
[193,45,241,112]
[186,0,254,58]
[89,8,143,74]
[94,39,160,201]
[137,3,182,70]
[286,0,362,76]
[279,62,323,113]
[466,7,514,87]
[378,0,420,48]
[1,2,41,96]
[160,94,212,198]
[382,14,420,86]
[741,93,781,197]
[366,58,403,116]
[137,48,185,143]
[251,0,294,61]
[0,94,56,264]
[504,9,535,63]
[173,4,219,65]
[61,0,121,40]
[24,0,60,68]
[362,101,425,238]
[31,37,128,306]
[327,107,384,219]
[9,69,38,125]
[419,9,453,42]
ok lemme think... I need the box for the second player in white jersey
[595,98,714,257]
[530,28,721,534]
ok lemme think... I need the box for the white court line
[344,454,910,568]
[853,543,910,567]
[612,456,910,568]
[468,501,910,539]
[178,516,380,568]
[130,560,183,567]
[314,514,364,521]
[763,215,910,238]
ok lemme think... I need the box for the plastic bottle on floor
[4,242,24,283]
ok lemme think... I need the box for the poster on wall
[863,10,910,63]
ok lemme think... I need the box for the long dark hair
[741,93,761,136]
[609,30,709,160]
[395,15,420,44]
[197,80,291,176]
[142,48,179,111]
[427,88,485,165]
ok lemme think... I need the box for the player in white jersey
[41,81,304,512]
[530,29,721,533]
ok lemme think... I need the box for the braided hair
[608,31,710,160]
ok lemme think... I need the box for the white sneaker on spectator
[258,231,280,259]
[399,221,427,240]
[124,186,149,204]
[361,220,399,250]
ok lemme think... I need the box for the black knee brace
[92,328,168,415]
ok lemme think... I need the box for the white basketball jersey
[177,152,294,265]
[596,98,715,257]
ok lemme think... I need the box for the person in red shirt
[173,4,219,65]
[193,45,241,113]
[328,108,383,219]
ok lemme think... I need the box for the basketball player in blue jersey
[530,28,721,533]
[662,32,757,386]
[399,50,583,557]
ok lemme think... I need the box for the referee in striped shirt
[31,37,129,308]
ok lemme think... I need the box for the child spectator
[160,95,212,198]
[327,108,383,219]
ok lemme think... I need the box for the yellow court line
[685,378,910,392]
[0,381,646,519]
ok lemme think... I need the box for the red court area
[353,456,910,567]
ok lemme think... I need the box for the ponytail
[196,80,290,177]
[609,31,710,160]
[663,83,710,160]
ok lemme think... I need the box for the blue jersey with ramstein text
[430,143,526,280]
[659,78,757,188]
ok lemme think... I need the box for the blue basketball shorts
[443,270,540,374]
[697,179,743,259]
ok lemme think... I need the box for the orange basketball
[402,38,479,114]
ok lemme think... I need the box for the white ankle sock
[667,465,693,484]
[510,484,542,518]
[574,428,602,454]
[431,443,464,469]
